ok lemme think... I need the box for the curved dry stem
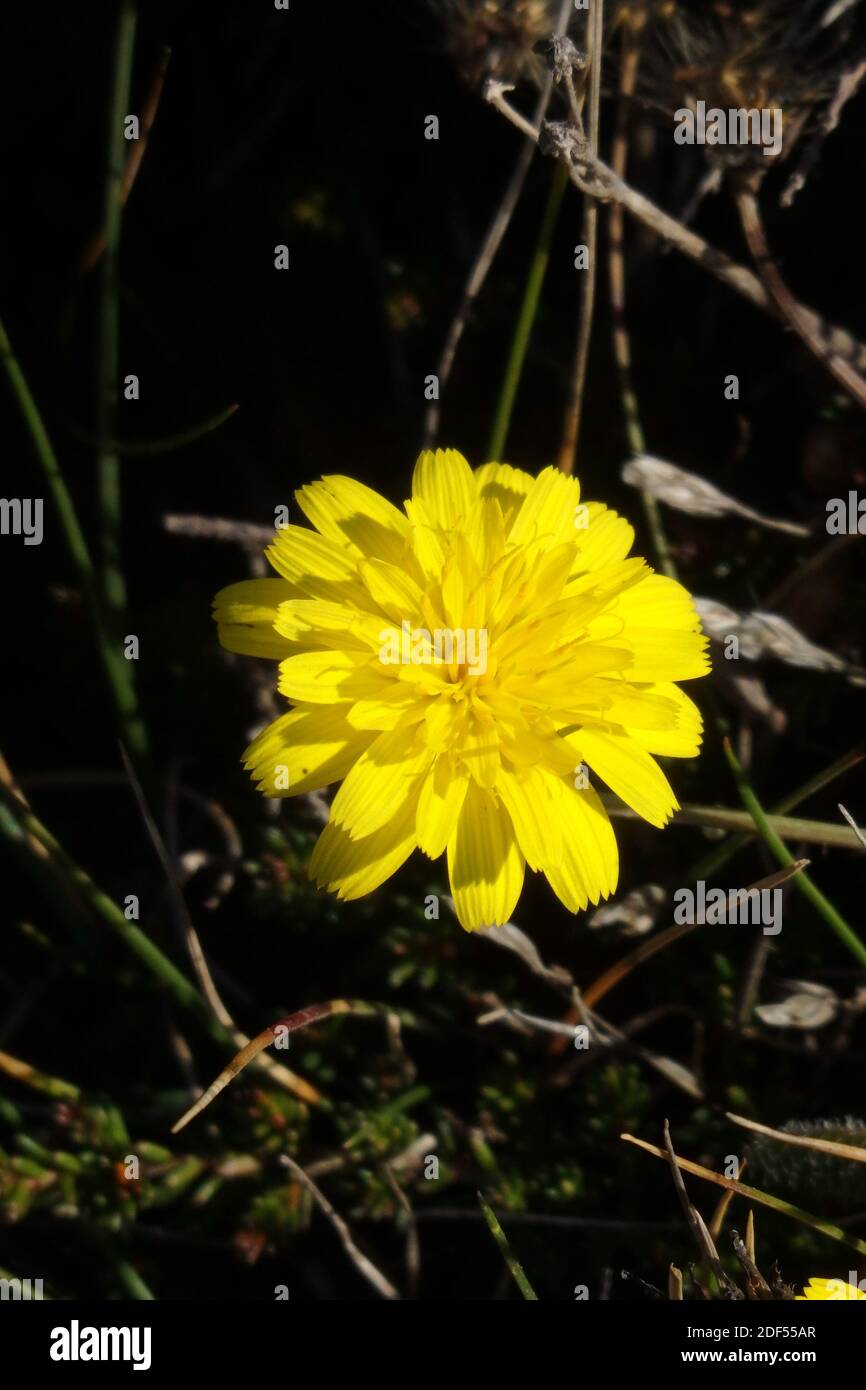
[172,1000,359,1133]
[735,180,866,412]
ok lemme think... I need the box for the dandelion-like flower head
[216,450,709,930]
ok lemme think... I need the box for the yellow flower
[215,449,709,931]
[797,1278,866,1301]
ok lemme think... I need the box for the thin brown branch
[604,26,677,577]
[732,1227,772,1300]
[607,31,644,459]
[663,1120,733,1296]
[557,1,604,473]
[621,1132,866,1257]
[280,1154,400,1300]
[709,1157,746,1243]
[163,513,274,548]
[738,935,774,1032]
[382,1164,421,1297]
[81,45,171,274]
[118,745,321,1107]
[422,0,574,448]
[781,55,866,207]
[735,180,866,411]
[484,83,866,379]
[727,1112,866,1164]
[583,861,808,1009]
[839,804,866,853]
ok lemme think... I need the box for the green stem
[478,1193,538,1300]
[74,400,239,456]
[611,801,860,851]
[723,739,866,970]
[689,741,866,882]
[96,2,149,766]
[98,0,137,605]
[16,1134,83,1175]
[0,1049,81,1102]
[92,1228,156,1301]
[614,374,672,575]
[0,777,232,1050]
[487,162,568,462]
[113,1260,156,1301]
[0,315,148,762]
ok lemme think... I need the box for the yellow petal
[423,695,460,751]
[416,756,469,858]
[569,727,679,827]
[277,649,381,703]
[214,579,296,658]
[447,780,525,930]
[530,540,581,604]
[244,707,373,796]
[505,641,632,695]
[274,598,384,651]
[464,496,507,575]
[411,448,477,527]
[295,475,411,568]
[404,495,448,585]
[359,558,425,622]
[496,764,562,871]
[615,573,703,630]
[485,693,576,777]
[567,556,648,603]
[553,679,676,729]
[509,466,581,551]
[796,1278,866,1301]
[310,798,417,900]
[572,503,634,573]
[459,718,501,789]
[266,524,371,608]
[346,682,424,731]
[616,629,710,682]
[625,683,704,757]
[492,544,578,651]
[543,779,618,910]
[328,726,432,839]
[474,461,534,532]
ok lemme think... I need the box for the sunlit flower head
[797,1277,866,1301]
[215,450,709,931]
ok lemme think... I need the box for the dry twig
[484,82,866,378]
[280,1154,399,1300]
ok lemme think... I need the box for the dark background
[1,0,865,1300]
